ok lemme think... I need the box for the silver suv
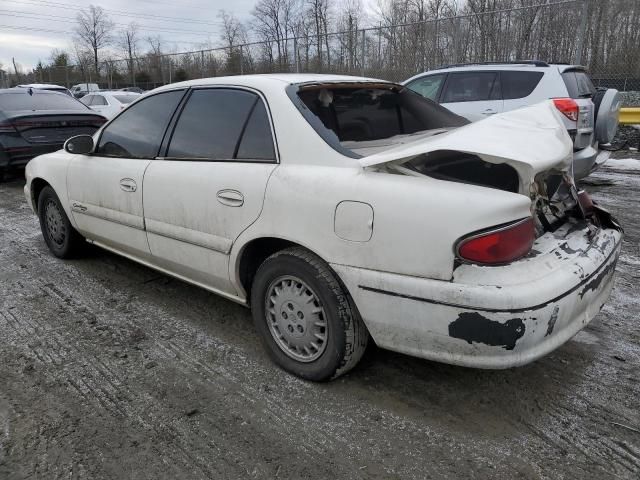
[403,61,621,180]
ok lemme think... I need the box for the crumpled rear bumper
[332,212,622,369]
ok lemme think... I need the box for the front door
[67,88,186,257]
[142,87,278,295]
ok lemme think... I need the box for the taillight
[0,122,18,133]
[553,98,579,122]
[456,218,535,265]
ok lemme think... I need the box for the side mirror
[64,135,94,155]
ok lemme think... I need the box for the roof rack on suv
[436,60,550,69]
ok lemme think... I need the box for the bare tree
[119,22,140,85]
[75,5,114,77]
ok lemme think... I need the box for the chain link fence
[13,0,640,102]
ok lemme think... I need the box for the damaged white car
[24,74,622,381]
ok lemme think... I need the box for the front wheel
[37,186,85,258]
[251,247,369,381]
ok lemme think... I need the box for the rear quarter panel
[230,164,532,293]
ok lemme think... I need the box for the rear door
[67,89,185,258]
[142,87,278,295]
[440,71,503,121]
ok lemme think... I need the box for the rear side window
[500,71,544,99]
[236,100,276,160]
[0,91,87,111]
[562,71,596,98]
[97,89,184,158]
[167,88,274,161]
[442,72,499,103]
[406,74,445,101]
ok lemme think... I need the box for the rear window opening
[291,83,467,157]
[400,150,521,194]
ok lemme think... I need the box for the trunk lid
[359,101,573,191]
[4,111,106,144]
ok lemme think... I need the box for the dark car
[0,88,106,180]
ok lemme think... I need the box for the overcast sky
[0,0,267,71]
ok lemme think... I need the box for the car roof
[0,87,68,95]
[16,83,67,89]
[404,63,586,83]
[153,73,389,93]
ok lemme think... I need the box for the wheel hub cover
[265,275,328,362]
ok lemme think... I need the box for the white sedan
[80,91,141,118]
[24,74,622,381]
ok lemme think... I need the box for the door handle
[217,189,244,207]
[482,109,497,115]
[119,178,137,192]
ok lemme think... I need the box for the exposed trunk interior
[399,150,521,193]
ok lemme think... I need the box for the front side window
[442,72,499,103]
[80,95,93,106]
[167,88,275,161]
[406,74,445,101]
[97,89,184,158]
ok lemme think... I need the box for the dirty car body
[24,74,622,379]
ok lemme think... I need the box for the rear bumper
[333,214,622,369]
[0,144,63,169]
[573,145,609,180]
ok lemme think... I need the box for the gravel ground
[1,161,639,480]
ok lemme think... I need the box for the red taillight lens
[553,98,579,122]
[456,218,535,265]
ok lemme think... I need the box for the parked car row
[22,68,622,381]
[0,87,107,181]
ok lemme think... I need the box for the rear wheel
[37,186,85,258]
[251,247,369,381]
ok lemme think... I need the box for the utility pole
[574,0,589,65]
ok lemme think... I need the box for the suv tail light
[456,218,535,265]
[553,98,579,122]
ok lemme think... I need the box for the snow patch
[604,158,640,170]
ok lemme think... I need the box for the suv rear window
[293,84,467,155]
[501,71,544,99]
[561,70,595,98]
[0,91,87,111]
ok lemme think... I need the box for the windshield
[291,83,467,157]
[0,91,88,111]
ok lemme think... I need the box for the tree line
[4,0,640,89]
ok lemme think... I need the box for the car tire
[251,247,369,381]
[37,186,85,258]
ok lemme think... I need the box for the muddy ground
[1,156,639,480]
